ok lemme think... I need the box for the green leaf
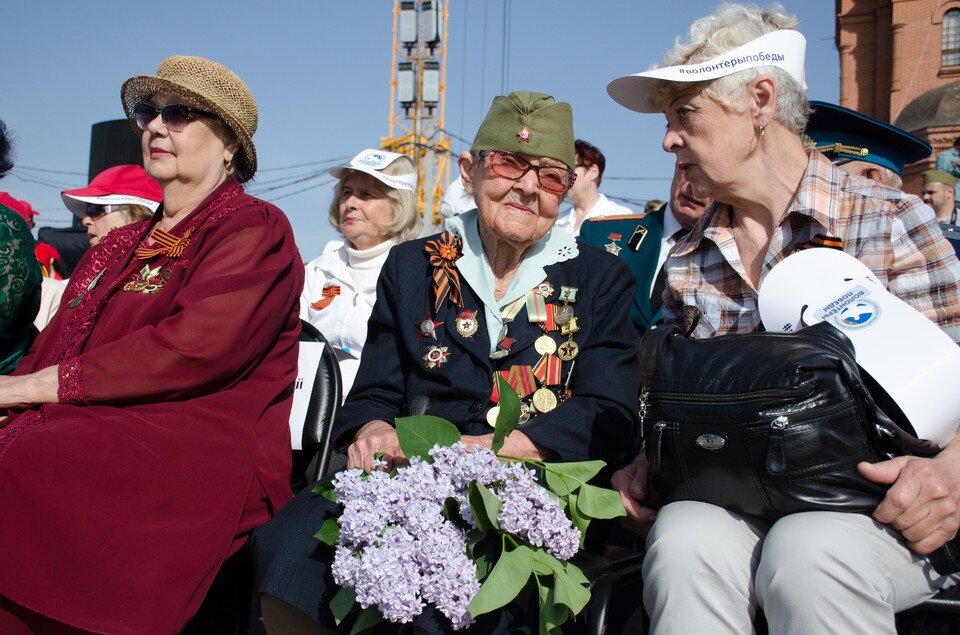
[395,415,461,459]
[348,605,383,634]
[566,492,591,546]
[544,460,606,486]
[468,545,535,616]
[443,496,471,531]
[536,577,570,635]
[313,517,340,546]
[552,566,591,616]
[543,470,579,496]
[562,560,590,587]
[576,483,627,519]
[468,482,502,532]
[330,586,357,625]
[492,375,521,455]
[468,531,501,580]
[311,479,338,503]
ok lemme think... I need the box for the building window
[944,9,960,66]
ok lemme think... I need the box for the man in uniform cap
[579,164,711,334]
[805,101,932,189]
[921,169,959,224]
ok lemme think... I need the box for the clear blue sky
[2,1,839,261]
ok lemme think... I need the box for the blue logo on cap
[835,300,880,329]
[358,152,385,166]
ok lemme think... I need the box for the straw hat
[120,55,258,181]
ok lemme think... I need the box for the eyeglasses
[131,102,217,132]
[480,150,576,194]
[85,204,119,219]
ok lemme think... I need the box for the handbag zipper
[646,382,816,404]
[765,399,860,475]
[650,421,666,475]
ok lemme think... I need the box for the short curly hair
[0,120,14,180]
[653,3,809,135]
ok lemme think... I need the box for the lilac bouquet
[314,377,626,634]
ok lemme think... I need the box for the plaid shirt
[663,151,960,342]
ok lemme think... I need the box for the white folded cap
[607,30,808,113]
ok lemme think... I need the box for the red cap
[0,192,39,220]
[61,165,162,218]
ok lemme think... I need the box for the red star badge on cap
[517,127,532,142]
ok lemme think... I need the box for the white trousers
[642,501,959,634]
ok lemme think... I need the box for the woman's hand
[859,441,960,554]
[0,366,59,410]
[347,420,405,472]
[462,430,557,462]
[611,452,658,536]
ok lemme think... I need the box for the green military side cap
[923,169,959,188]
[470,91,575,170]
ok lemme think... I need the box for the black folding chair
[290,320,342,490]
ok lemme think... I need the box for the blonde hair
[327,154,419,244]
[118,204,154,223]
[654,3,809,134]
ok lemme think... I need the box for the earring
[759,123,766,137]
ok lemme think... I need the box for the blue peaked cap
[805,101,932,176]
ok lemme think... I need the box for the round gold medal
[555,305,575,325]
[557,340,579,361]
[485,406,501,427]
[532,388,558,413]
[534,334,557,356]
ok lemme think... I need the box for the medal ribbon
[311,285,341,310]
[490,365,536,403]
[533,354,563,386]
[799,233,844,251]
[500,296,526,321]
[424,232,463,313]
[543,303,557,331]
[136,227,193,260]
[526,290,547,323]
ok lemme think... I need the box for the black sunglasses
[85,204,118,219]
[131,102,217,132]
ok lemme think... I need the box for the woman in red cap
[62,164,162,246]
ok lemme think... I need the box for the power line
[267,177,337,203]
[15,164,87,176]
[257,155,353,172]
[247,170,330,196]
[604,175,672,181]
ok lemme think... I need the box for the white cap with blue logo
[759,247,960,449]
[329,149,417,192]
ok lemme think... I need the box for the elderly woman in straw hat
[607,4,960,632]
[0,56,302,632]
[253,91,640,633]
[302,148,419,397]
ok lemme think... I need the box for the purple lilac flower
[417,521,478,629]
[497,469,581,560]
[351,526,425,623]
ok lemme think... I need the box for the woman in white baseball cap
[301,148,419,396]
[62,164,162,246]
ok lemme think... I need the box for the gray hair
[655,3,809,135]
[328,154,420,244]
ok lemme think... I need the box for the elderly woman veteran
[607,4,960,634]
[302,149,418,397]
[255,91,640,633]
[0,56,302,633]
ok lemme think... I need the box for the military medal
[486,406,500,427]
[534,334,557,355]
[422,344,450,368]
[555,304,574,325]
[536,281,555,298]
[416,315,444,341]
[605,232,623,256]
[518,402,532,424]
[455,310,479,338]
[122,264,169,294]
[558,286,578,303]
[489,336,515,360]
[560,317,580,336]
[532,388,558,413]
[557,340,579,361]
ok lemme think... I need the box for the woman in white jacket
[301,149,419,396]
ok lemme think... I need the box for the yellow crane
[381,0,451,228]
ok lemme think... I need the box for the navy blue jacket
[334,235,641,464]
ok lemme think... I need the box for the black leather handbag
[638,321,960,573]
[638,321,930,518]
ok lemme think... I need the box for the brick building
[837,0,960,191]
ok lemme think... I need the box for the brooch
[122,264,170,295]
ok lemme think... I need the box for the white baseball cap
[329,149,417,192]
